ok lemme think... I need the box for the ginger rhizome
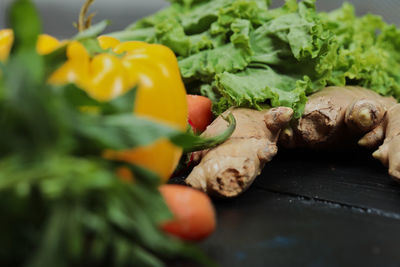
[279,86,400,181]
[372,104,400,179]
[185,107,292,198]
[185,86,400,198]
[280,86,397,148]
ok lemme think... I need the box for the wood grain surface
[198,149,400,266]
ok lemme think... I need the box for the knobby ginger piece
[280,86,397,148]
[186,107,293,198]
[279,85,400,181]
[358,123,386,149]
[373,104,400,180]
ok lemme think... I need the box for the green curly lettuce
[111,0,400,117]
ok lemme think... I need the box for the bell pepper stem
[183,113,236,153]
[78,0,96,32]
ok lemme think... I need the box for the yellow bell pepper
[0,29,63,60]
[48,41,90,88]
[52,37,188,182]
[97,35,120,50]
[0,29,188,182]
[87,53,131,101]
[36,34,64,55]
[99,37,188,182]
[0,29,14,62]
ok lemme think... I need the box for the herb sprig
[0,0,220,266]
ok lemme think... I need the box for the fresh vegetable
[280,86,397,148]
[36,34,64,55]
[48,36,189,182]
[187,94,213,133]
[1,8,190,182]
[107,0,400,196]
[0,0,223,266]
[185,85,400,197]
[279,86,400,182]
[109,0,400,118]
[159,184,216,240]
[373,104,400,179]
[99,38,189,181]
[0,29,13,62]
[0,29,63,61]
[48,40,91,87]
[1,28,189,182]
[186,107,293,197]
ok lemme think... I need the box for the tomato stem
[183,112,236,153]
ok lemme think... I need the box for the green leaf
[179,43,251,82]
[1,1,213,266]
[101,88,137,114]
[8,0,41,51]
[129,244,164,267]
[181,112,236,153]
[79,37,121,56]
[59,84,136,115]
[107,28,156,42]
[110,162,162,188]
[76,102,233,153]
[75,114,180,151]
[155,17,191,57]
[59,84,101,108]
[43,44,68,77]
[74,20,110,40]
[215,67,308,117]
[7,0,44,83]
[111,0,400,115]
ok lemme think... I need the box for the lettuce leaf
[179,43,252,82]
[116,0,400,117]
[320,3,400,98]
[215,67,308,117]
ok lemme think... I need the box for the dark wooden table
[199,149,400,266]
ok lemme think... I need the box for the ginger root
[372,104,400,179]
[280,86,397,148]
[185,107,293,198]
[280,86,400,181]
[186,86,400,197]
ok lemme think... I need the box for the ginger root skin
[186,86,400,197]
[280,86,400,181]
[186,107,293,198]
[280,86,396,149]
[358,122,386,149]
[372,104,400,180]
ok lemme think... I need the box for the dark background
[2,1,400,266]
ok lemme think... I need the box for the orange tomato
[186,95,213,133]
[159,184,216,241]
